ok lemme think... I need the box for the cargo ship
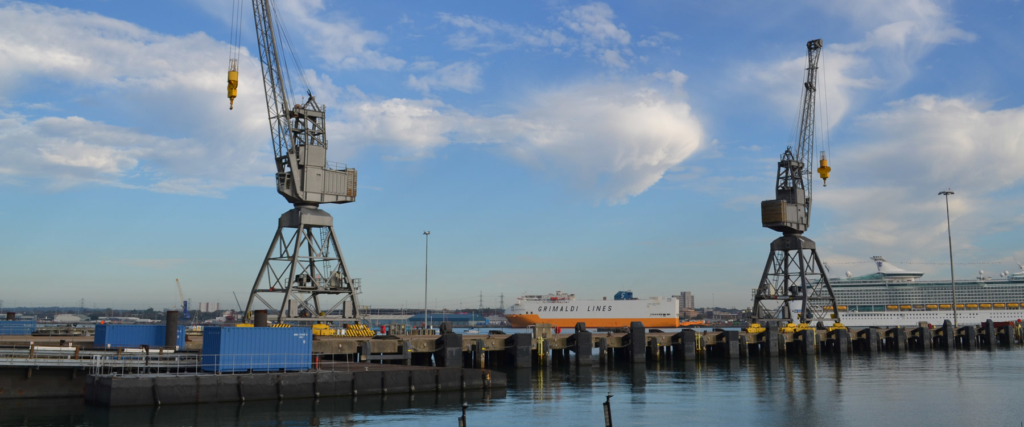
[829,256,1024,327]
[504,291,680,328]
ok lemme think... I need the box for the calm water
[2,349,1022,426]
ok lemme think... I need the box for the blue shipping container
[201,326,312,373]
[0,320,37,335]
[94,324,186,349]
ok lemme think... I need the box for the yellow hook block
[817,153,831,186]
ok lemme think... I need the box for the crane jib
[245,0,356,206]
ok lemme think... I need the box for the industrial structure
[751,39,840,326]
[230,0,361,324]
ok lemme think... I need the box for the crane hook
[817,151,831,186]
[227,59,239,110]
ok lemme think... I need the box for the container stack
[94,324,186,348]
[201,326,312,373]
[0,320,37,335]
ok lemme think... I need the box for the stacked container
[94,324,186,349]
[201,326,311,373]
[0,320,37,335]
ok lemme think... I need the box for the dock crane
[175,278,190,320]
[751,39,841,328]
[229,0,362,324]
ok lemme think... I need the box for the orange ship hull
[505,314,679,328]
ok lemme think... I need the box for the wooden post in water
[603,394,614,427]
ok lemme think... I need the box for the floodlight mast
[752,39,841,327]
[241,0,361,324]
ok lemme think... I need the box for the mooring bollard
[627,322,645,364]
[886,327,907,352]
[505,333,532,368]
[458,402,468,427]
[938,320,954,350]
[573,322,593,366]
[165,311,179,350]
[674,329,697,360]
[826,328,850,354]
[603,394,614,427]
[959,326,976,349]
[981,319,996,349]
[913,326,932,351]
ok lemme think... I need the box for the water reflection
[2,350,1022,426]
[0,389,506,427]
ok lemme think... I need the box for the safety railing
[82,351,387,377]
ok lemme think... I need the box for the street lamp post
[939,190,958,327]
[423,231,431,329]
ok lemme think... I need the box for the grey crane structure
[751,39,841,326]
[243,0,361,323]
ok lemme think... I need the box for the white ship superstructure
[830,257,1024,327]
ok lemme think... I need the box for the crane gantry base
[244,206,361,324]
[751,234,840,325]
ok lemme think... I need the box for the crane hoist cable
[227,0,311,111]
[227,0,244,109]
[816,49,832,186]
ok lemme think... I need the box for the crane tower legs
[244,206,361,324]
[751,235,840,325]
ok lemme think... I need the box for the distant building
[677,292,695,311]
[53,314,83,323]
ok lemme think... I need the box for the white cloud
[438,3,632,69]
[652,70,688,91]
[438,13,568,52]
[192,0,405,71]
[637,31,680,48]
[816,95,1024,259]
[333,79,704,203]
[0,2,701,204]
[274,0,405,70]
[559,2,632,69]
[407,61,483,94]
[738,0,974,125]
[0,2,271,195]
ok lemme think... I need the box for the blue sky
[2,0,1024,311]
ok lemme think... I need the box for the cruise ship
[504,291,680,328]
[830,256,1024,327]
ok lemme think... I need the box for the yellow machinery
[234,323,254,327]
[794,323,814,332]
[227,59,238,110]
[817,151,831,186]
[746,323,766,334]
[779,323,798,333]
[344,324,376,337]
[828,322,847,332]
[312,324,335,336]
